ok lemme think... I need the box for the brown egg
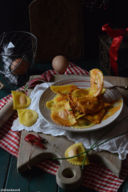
[52,55,69,74]
[11,58,30,75]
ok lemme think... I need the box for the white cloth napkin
[11,83,128,160]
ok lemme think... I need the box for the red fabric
[102,24,128,75]
[0,63,127,191]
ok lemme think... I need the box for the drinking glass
[0,31,37,87]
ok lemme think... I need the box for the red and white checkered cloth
[0,63,127,192]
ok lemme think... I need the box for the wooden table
[1,74,128,192]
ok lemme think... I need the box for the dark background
[0,0,128,77]
[0,0,32,34]
[0,0,128,58]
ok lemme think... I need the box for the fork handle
[106,85,128,90]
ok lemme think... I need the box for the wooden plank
[29,0,84,62]
[5,156,57,192]
[0,148,11,189]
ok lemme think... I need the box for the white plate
[39,76,123,132]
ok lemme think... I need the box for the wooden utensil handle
[56,161,82,190]
[0,99,14,128]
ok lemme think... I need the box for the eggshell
[11,58,30,75]
[52,55,69,74]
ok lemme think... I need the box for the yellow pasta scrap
[18,109,38,127]
[12,91,31,109]
[65,143,89,165]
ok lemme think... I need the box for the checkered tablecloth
[0,63,127,192]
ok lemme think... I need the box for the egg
[11,58,30,75]
[52,55,69,74]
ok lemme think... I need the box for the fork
[105,85,128,90]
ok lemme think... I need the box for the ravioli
[17,109,38,127]
[65,143,89,165]
[46,69,117,128]
[85,108,106,124]
[71,88,89,99]
[46,94,67,109]
[12,91,31,109]
[50,84,78,94]
[69,94,100,114]
[51,100,76,126]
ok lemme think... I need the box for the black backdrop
[0,0,128,58]
[0,0,128,34]
[0,0,32,34]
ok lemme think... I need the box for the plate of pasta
[39,69,123,132]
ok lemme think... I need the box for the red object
[24,134,46,149]
[102,24,128,75]
[28,78,46,88]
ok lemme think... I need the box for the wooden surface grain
[29,0,84,62]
